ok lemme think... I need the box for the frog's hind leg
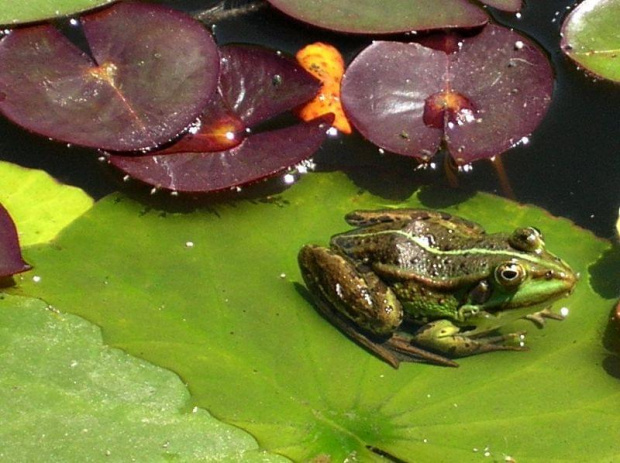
[410,320,528,359]
[299,245,404,368]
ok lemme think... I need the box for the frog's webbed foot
[409,320,528,360]
[525,307,565,328]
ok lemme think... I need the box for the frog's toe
[525,307,565,328]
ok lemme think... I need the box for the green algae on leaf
[561,0,620,83]
[16,172,617,461]
[0,294,288,462]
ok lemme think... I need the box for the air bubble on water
[69,18,79,26]
[32,275,41,283]
[560,307,569,317]
[279,273,286,279]
[185,241,194,248]
[514,41,524,51]
[150,187,158,195]
[326,126,339,137]
[283,173,296,184]
[123,175,130,182]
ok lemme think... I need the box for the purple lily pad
[0,2,219,151]
[109,117,331,193]
[341,25,553,164]
[156,44,320,155]
[219,45,321,127]
[0,204,30,278]
[480,0,522,12]
[156,92,247,155]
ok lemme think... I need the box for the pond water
[0,0,617,238]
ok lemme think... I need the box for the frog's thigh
[411,320,526,357]
[298,245,403,337]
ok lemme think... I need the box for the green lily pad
[0,161,93,246]
[561,0,620,83]
[16,173,617,461]
[0,293,287,462]
[0,0,114,26]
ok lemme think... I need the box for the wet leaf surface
[109,117,330,193]
[0,0,114,25]
[561,0,620,83]
[0,3,219,151]
[17,172,617,462]
[341,25,553,164]
[267,0,488,33]
[0,294,288,462]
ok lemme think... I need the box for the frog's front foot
[525,307,566,328]
[456,305,480,321]
[411,320,528,359]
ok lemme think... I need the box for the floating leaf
[480,0,521,12]
[17,172,616,461]
[0,0,114,26]
[219,44,320,127]
[109,117,331,193]
[0,294,287,462]
[267,0,488,33]
[561,0,620,83]
[0,161,93,246]
[0,3,219,151]
[341,25,553,164]
[0,204,30,278]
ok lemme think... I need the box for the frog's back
[332,215,516,285]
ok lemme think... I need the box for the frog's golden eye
[509,227,544,253]
[495,262,526,287]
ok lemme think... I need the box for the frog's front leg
[410,320,527,358]
[298,245,404,367]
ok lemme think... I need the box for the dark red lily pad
[0,2,219,151]
[219,45,321,127]
[480,0,522,12]
[0,204,30,278]
[109,117,331,193]
[341,25,553,164]
[153,44,320,155]
[267,0,488,34]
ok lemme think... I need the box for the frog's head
[472,227,578,312]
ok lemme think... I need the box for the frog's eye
[509,227,544,253]
[495,262,526,287]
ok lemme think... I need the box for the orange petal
[296,42,352,134]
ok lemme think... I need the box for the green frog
[298,209,577,368]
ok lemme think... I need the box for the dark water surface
[0,0,618,238]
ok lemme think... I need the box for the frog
[298,209,577,368]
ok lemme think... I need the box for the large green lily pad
[16,172,617,461]
[0,0,114,26]
[0,161,93,246]
[0,294,287,462]
[561,0,620,83]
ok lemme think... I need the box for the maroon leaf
[109,117,331,193]
[219,45,320,127]
[0,2,219,151]
[341,25,553,164]
[156,93,246,154]
[0,204,30,278]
